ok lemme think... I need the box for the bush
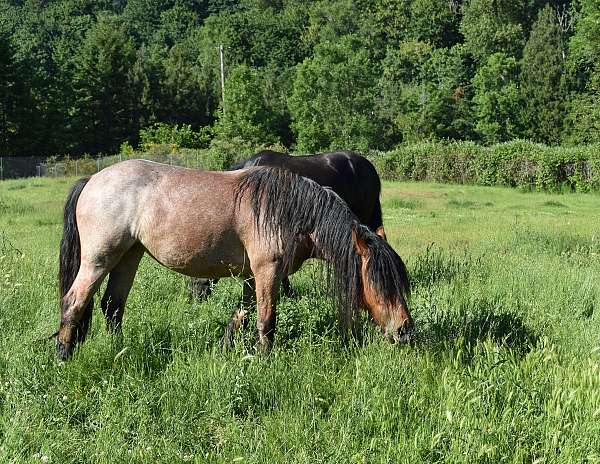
[371,140,600,192]
[44,139,600,193]
[139,123,212,150]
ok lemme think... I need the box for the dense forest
[0,0,599,158]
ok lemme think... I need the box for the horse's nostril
[399,323,412,335]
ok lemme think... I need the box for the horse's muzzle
[388,322,414,344]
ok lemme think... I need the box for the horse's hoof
[220,325,235,352]
[256,336,273,355]
[56,339,73,360]
[188,278,213,302]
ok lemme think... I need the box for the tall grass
[0,177,598,462]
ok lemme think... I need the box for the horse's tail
[365,161,386,239]
[371,198,384,230]
[59,177,90,299]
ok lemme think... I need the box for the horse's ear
[375,226,387,240]
[352,225,370,257]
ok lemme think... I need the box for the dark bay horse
[57,160,412,359]
[231,150,385,235]
[190,150,386,298]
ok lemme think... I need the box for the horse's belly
[142,226,250,279]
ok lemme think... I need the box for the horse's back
[76,159,250,278]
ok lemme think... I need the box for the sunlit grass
[0,177,599,462]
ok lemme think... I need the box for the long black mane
[235,167,410,328]
[230,150,384,232]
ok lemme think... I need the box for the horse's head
[352,224,413,342]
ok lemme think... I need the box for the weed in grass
[509,226,600,257]
[543,200,567,208]
[409,244,483,288]
[0,197,35,216]
[385,197,422,210]
[447,198,477,208]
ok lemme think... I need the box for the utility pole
[219,44,226,114]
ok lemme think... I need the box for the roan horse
[57,160,412,359]
[190,149,387,298]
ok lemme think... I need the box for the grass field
[0,176,599,463]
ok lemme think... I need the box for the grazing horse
[190,149,386,298]
[57,160,412,359]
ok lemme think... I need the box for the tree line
[0,0,599,159]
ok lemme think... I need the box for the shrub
[371,140,600,192]
[139,123,212,150]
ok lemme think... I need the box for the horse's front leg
[253,262,282,352]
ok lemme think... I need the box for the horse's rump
[75,160,251,279]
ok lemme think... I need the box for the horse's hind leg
[57,262,109,360]
[222,277,255,349]
[188,277,215,302]
[101,244,144,333]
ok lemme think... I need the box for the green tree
[154,4,200,47]
[361,0,412,50]
[0,33,19,156]
[160,41,215,127]
[72,15,139,154]
[472,52,522,143]
[122,0,174,44]
[407,0,461,47]
[564,0,600,143]
[378,42,474,142]
[288,35,379,152]
[460,0,525,62]
[213,64,277,144]
[520,4,566,144]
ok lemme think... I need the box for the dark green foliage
[0,33,20,156]
[214,64,279,144]
[472,53,522,143]
[72,15,138,155]
[159,40,216,127]
[0,0,596,159]
[564,0,600,143]
[520,5,567,144]
[139,122,211,149]
[407,0,461,47]
[288,35,379,151]
[460,0,526,62]
[379,42,475,143]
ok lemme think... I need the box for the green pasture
[0,176,598,463]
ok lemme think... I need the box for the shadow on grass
[410,244,483,288]
[417,309,539,357]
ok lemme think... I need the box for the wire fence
[39,152,220,178]
[0,146,248,180]
[0,156,47,179]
